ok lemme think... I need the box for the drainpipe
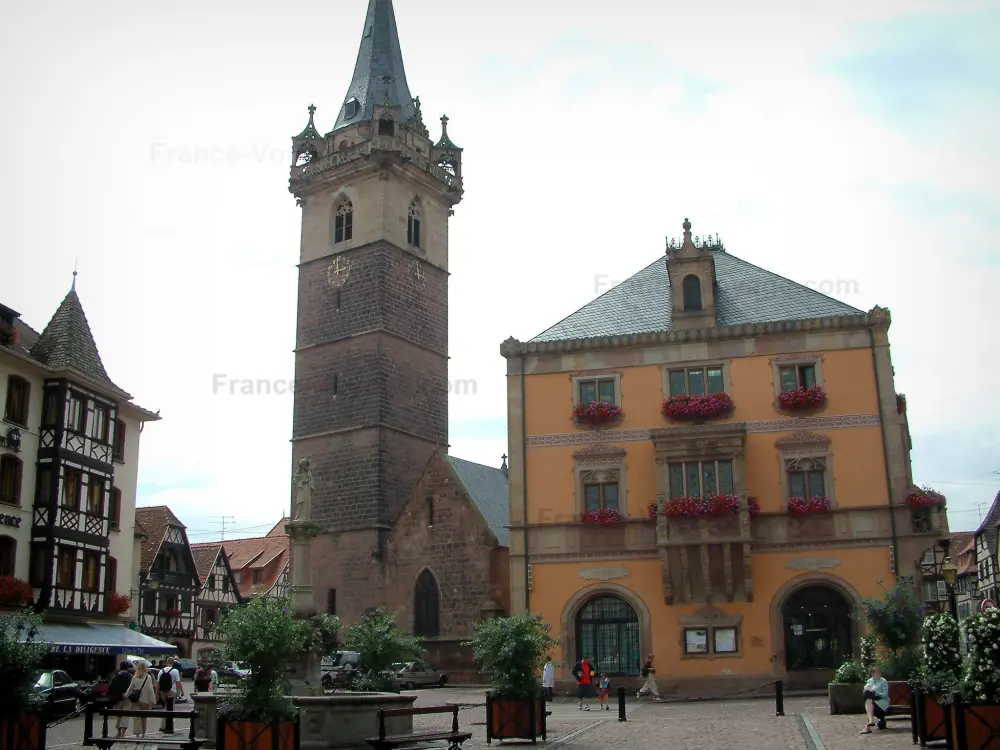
[870,328,900,580]
[521,353,530,612]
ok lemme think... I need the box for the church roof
[332,0,415,132]
[446,456,510,547]
[29,287,127,395]
[531,250,863,343]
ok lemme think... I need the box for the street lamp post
[942,556,959,621]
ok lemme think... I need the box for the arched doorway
[782,585,853,671]
[575,595,640,676]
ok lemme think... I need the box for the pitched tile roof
[134,505,186,573]
[30,288,126,395]
[531,250,863,343]
[446,455,510,547]
[193,524,289,599]
[191,545,222,584]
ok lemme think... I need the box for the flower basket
[787,496,832,514]
[896,393,906,414]
[0,576,33,608]
[580,508,622,524]
[662,392,734,421]
[572,401,623,427]
[906,487,946,509]
[0,321,18,348]
[161,608,183,618]
[107,592,131,617]
[777,385,827,410]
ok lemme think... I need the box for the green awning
[30,622,178,656]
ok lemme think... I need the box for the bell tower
[288,0,464,622]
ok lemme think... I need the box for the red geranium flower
[906,486,945,509]
[108,591,131,616]
[778,386,827,410]
[580,508,623,524]
[572,401,624,426]
[662,393,734,421]
[787,496,832,514]
[0,576,33,606]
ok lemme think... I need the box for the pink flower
[906,486,946,508]
[778,386,827,410]
[662,393,734,421]
[580,508,623,524]
[573,401,624,425]
[787,496,831,514]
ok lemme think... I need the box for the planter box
[828,683,866,715]
[949,696,1000,750]
[217,719,298,750]
[912,689,948,746]
[0,714,46,750]
[485,695,546,743]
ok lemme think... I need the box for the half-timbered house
[973,490,1000,607]
[190,544,243,661]
[196,519,289,601]
[135,506,200,656]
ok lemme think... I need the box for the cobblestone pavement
[41,688,921,749]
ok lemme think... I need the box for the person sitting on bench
[860,666,889,734]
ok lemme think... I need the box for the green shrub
[465,612,559,699]
[0,611,50,721]
[964,607,1000,703]
[834,660,867,684]
[861,582,924,653]
[919,613,963,693]
[342,609,423,693]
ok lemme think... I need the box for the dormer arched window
[407,200,421,248]
[682,274,703,311]
[344,98,359,120]
[332,199,353,245]
[378,115,395,137]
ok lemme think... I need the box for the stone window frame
[330,192,355,247]
[770,353,825,403]
[774,431,836,510]
[573,444,628,520]
[570,370,623,409]
[678,606,743,660]
[661,359,733,399]
[650,423,749,502]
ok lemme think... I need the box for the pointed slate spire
[332,0,415,132]
[434,114,461,150]
[295,104,322,140]
[31,285,125,394]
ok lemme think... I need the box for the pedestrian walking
[637,654,660,699]
[108,661,134,739]
[158,657,184,733]
[542,656,555,702]
[597,673,611,710]
[571,656,594,711]
[126,662,155,738]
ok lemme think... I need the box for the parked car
[320,651,361,690]
[392,661,448,689]
[218,661,250,679]
[175,658,198,679]
[33,670,80,718]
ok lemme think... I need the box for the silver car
[392,661,448,689]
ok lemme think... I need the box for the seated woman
[860,666,890,734]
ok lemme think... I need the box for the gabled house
[197,519,289,601]
[973,490,1000,606]
[189,545,243,661]
[135,506,200,656]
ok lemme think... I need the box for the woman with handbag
[860,666,889,734]
[125,662,156,738]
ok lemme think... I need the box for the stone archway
[769,573,862,677]
[560,583,652,676]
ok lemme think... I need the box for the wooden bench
[366,705,472,750]
[83,705,207,750]
[884,682,911,721]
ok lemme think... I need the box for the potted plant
[1,610,51,750]
[950,607,1000,750]
[913,613,963,744]
[216,596,305,750]
[829,660,867,714]
[861,582,924,709]
[466,611,558,742]
[341,609,422,692]
[107,592,131,618]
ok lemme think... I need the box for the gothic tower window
[333,199,354,244]
[407,201,421,248]
[682,274,703,311]
[414,569,440,637]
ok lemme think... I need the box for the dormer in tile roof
[665,218,722,331]
[30,280,127,397]
[332,0,415,133]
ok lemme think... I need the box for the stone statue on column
[292,458,314,522]
[286,456,322,696]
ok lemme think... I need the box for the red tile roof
[191,545,222,584]
[191,519,288,598]
[134,505,186,573]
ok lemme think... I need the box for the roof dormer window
[344,98,359,120]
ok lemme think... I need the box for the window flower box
[777,385,827,410]
[572,401,623,427]
[160,608,183,617]
[662,392,733,421]
[0,576,32,607]
[108,591,131,617]
[896,393,906,414]
[906,486,945,509]
[787,496,831,514]
[580,508,622,524]
[663,494,744,518]
[647,503,658,520]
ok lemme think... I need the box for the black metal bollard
[618,685,627,722]
[775,680,785,717]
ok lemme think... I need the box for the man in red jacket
[571,656,594,711]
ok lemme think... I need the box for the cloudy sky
[2,0,997,542]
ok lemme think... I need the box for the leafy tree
[342,609,423,692]
[466,612,559,699]
[0,610,50,720]
[861,581,924,680]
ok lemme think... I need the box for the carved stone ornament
[578,566,630,581]
[785,556,841,571]
[678,604,743,627]
[774,431,831,449]
[573,443,626,459]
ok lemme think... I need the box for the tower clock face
[326,256,351,287]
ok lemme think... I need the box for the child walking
[597,673,611,710]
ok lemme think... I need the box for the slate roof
[975,489,1000,557]
[191,545,222,584]
[135,505,187,574]
[29,288,125,394]
[531,250,863,343]
[331,0,415,132]
[446,456,510,547]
